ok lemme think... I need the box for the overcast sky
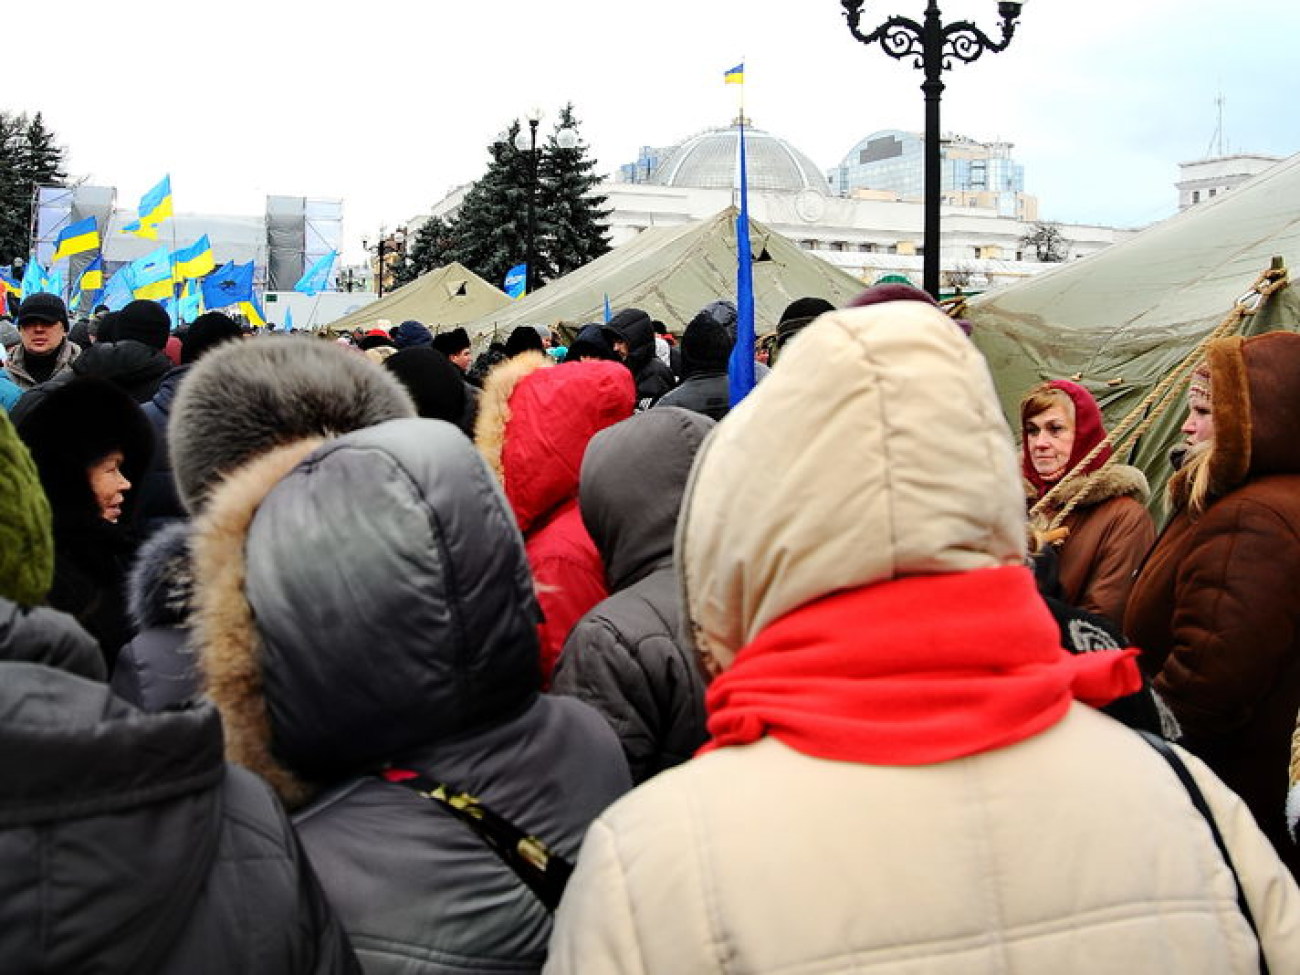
[8,0,1297,262]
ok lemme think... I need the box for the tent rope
[1030,261,1289,531]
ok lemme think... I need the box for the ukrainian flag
[240,296,266,328]
[51,216,101,262]
[130,246,176,300]
[173,235,215,280]
[124,175,174,239]
[78,256,105,292]
[724,63,744,84]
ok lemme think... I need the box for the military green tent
[324,262,511,334]
[463,207,865,344]
[968,152,1300,506]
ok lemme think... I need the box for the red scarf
[700,566,1141,765]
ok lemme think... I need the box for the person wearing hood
[5,293,80,390]
[69,298,175,402]
[545,291,1300,974]
[0,407,362,975]
[601,308,675,409]
[476,353,635,685]
[193,417,631,974]
[1127,332,1300,880]
[110,338,416,712]
[1021,379,1155,627]
[383,345,470,433]
[563,323,618,364]
[16,376,154,669]
[653,309,735,421]
[552,408,714,783]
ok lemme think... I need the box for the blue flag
[603,293,612,323]
[178,279,202,322]
[728,118,757,407]
[503,263,527,300]
[294,251,337,296]
[21,257,48,297]
[202,260,254,309]
[102,266,134,310]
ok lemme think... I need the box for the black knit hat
[182,312,243,365]
[383,347,468,426]
[117,299,172,350]
[432,327,471,357]
[681,311,735,376]
[16,293,69,328]
[392,319,433,350]
[774,297,836,356]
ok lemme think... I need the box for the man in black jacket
[602,308,675,410]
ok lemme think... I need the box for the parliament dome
[651,120,829,195]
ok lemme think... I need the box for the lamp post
[363,227,406,298]
[842,1,1024,298]
[513,109,579,295]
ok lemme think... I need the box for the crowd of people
[2,282,1300,973]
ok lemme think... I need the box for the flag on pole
[178,278,203,322]
[239,295,266,328]
[201,260,254,309]
[101,266,133,310]
[724,63,744,84]
[727,116,757,407]
[128,246,175,300]
[284,306,295,332]
[295,250,338,296]
[603,293,612,323]
[77,255,105,293]
[503,263,527,300]
[21,257,49,297]
[172,235,215,280]
[123,175,174,239]
[51,216,101,262]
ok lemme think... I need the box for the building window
[1193,190,1201,203]
[1209,188,1217,198]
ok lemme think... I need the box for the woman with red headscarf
[1020,380,1155,626]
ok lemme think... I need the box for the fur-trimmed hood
[474,352,635,534]
[169,336,414,515]
[1027,463,1150,529]
[193,418,541,809]
[1168,331,1300,510]
[127,520,194,630]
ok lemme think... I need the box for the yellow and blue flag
[724,63,744,84]
[51,216,101,262]
[172,235,215,280]
[123,175,174,240]
[128,246,176,300]
[240,295,266,328]
[77,256,105,293]
[2,271,22,301]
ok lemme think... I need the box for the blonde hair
[1171,439,1215,517]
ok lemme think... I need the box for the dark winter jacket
[193,418,632,974]
[136,364,191,534]
[0,622,360,974]
[602,308,675,408]
[72,337,174,402]
[112,521,201,711]
[654,370,730,421]
[552,408,714,782]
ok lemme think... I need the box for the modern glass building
[828,130,1032,219]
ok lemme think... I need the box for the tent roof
[463,207,865,342]
[325,262,511,333]
[968,150,1300,502]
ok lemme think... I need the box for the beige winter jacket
[545,300,1300,974]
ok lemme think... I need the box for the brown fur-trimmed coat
[1029,464,1155,627]
[1126,331,1300,879]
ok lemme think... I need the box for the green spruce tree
[395,214,457,286]
[0,111,67,266]
[536,103,611,280]
[449,121,534,290]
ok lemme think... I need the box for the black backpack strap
[1138,731,1269,974]
[380,768,573,912]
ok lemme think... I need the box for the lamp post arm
[842,2,925,63]
[940,16,1018,65]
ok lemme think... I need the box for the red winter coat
[476,352,635,684]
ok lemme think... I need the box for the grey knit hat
[169,336,416,513]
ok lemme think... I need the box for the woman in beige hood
[544,288,1300,975]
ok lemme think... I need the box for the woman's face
[1182,395,1214,446]
[88,451,130,523]
[1025,406,1075,482]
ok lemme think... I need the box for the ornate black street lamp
[842,0,1025,298]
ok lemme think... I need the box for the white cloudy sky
[7,0,1296,261]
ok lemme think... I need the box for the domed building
[646,119,829,195]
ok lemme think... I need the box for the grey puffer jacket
[193,418,632,975]
[552,408,714,783]
[0,612,360,975]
